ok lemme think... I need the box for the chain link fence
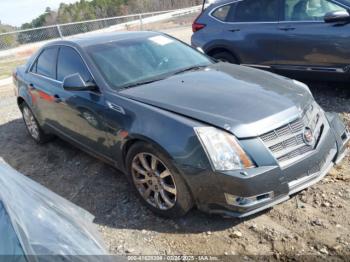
[0,6,200,81]
[0,7,200,51]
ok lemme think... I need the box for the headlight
[194,127,255,171]
[292,79,313,96]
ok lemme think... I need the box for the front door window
[285,0,346,21]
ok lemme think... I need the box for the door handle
[28,83,35,91]
[53,94,62,103]
[278,26,295,31]
[229,28,240,32]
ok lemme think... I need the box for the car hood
[120,63,313,138]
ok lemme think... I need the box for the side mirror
[324,10,350,23]
[62,73,97,91]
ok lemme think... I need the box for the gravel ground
[0,82,349,259]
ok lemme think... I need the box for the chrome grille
[260,118,304,142]
[277,145,313,163]
[260,103,324,166]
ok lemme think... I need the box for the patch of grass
[0,57,28,80]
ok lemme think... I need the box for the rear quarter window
[212,4,233,21]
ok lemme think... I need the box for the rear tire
[126,142,193,218]
[211,51,239,64]
[20,103,53,144]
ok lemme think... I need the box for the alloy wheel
[22,107,39,140]
[131,153,177,210]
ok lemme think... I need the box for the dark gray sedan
[14,31,349,218]
[192,0,350,82]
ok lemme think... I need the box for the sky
[0,0,79,27]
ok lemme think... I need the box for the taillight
[192,12,206,33]
[192,22,206,33]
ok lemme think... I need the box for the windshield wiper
[120,65,208,89]
[172,65,207,76]
[121,78,165,89]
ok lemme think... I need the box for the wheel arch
[205,44,241,64]
[122,135,174,169]
[17,85,33,109]
[121,134,197,204]
[17,93,45,128]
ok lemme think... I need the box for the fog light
[225,192,274,207]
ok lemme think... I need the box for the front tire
[20,103,53,144]
[126,142,193,218]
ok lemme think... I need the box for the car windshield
[87,35,212,90]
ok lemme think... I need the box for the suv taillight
[192,22,206,33]
[192,13,206,33]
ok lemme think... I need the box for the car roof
[46,31,162,48]
[206,0,233,8]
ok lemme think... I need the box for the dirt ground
[0,81,349,260]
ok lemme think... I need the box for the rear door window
[226,0,280,22]
[57,46,91,82]
[32,47,58,79]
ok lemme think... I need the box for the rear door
[274,0,350,74]
[28,46,61,127]
[210,0,282,67]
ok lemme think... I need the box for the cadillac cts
[13,32,349,218]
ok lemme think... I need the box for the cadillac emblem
[303,127,314,146]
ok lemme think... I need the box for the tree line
[21,0,202,29]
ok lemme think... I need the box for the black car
[192,0,350,82]
[14,32,348,218]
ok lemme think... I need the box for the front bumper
[189,113,349,218]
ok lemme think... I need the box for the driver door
[274,0,350,74]
[53,46,111,158]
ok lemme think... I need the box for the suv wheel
[126,142,193,218]
[212,51,238,64]
[21,103,53,144]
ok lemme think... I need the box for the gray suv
[191,0,350,82]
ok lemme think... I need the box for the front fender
[127,104,210,170]
[104,94,211,174]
